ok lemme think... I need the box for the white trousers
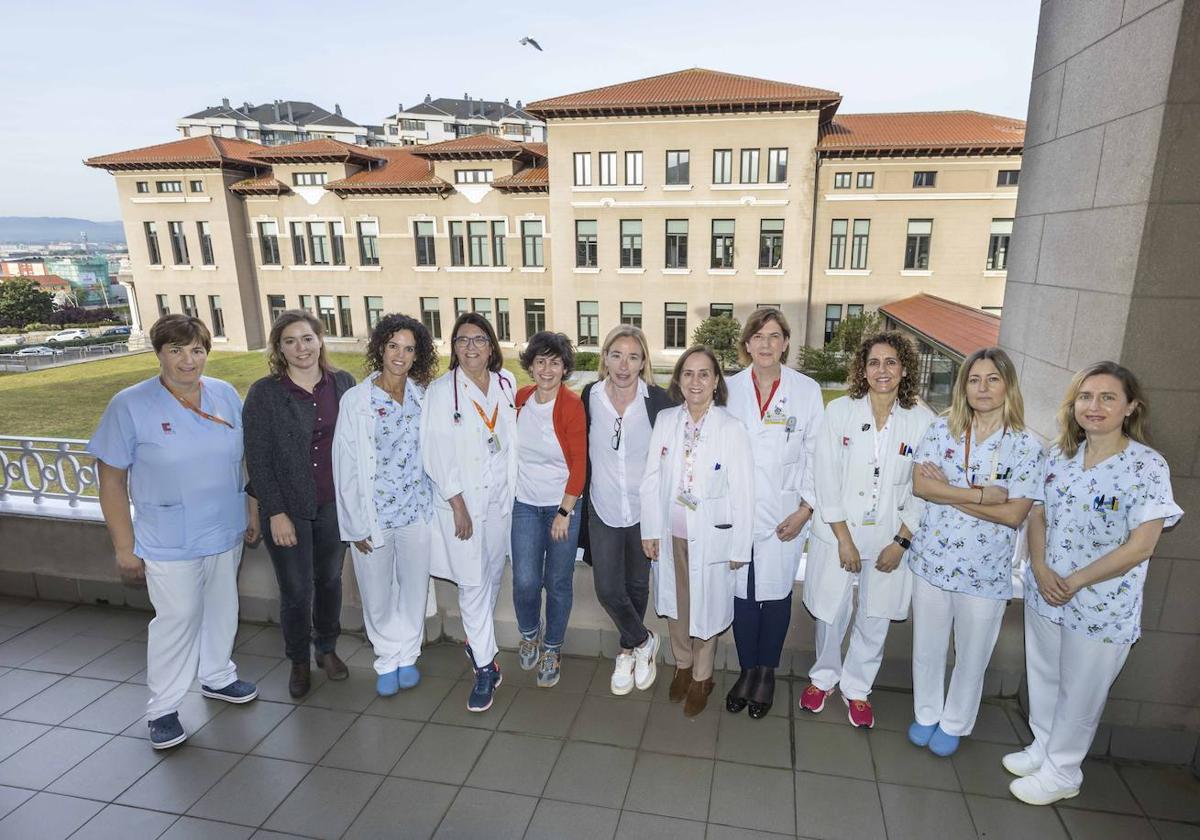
[460,504,510,669]
[352,522,432,675]
[808,568,891,700]
[1021,605,1130,790]
[911,574,1006,736]
[143,545,242,721]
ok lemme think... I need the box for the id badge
[861,510,878,527]
[487,434,501,454]
[676,491,700,511]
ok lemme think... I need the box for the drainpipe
[803,144,821,350]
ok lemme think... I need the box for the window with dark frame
[740,148,759,184]
[620,301,642,328]
[665,219,688,268]
[625,151,643,185]
[472,298,492,329]
[364,296,383,329]
[913,171,937,188]
[307,222,330,265]
[414,220,436,266]
[258,221,280,265]
[496,298,510,341]
[299,295,314,314]
[522,220,544,267]
[454,169,493,183]
[421,297,442,339]
[767,148,788,183]
[905,219,933,269]
[758,219,784,269]
[290,222,307,265]
[987,218,1013,270]
[713,149,732,185]
[824,304,842,344]
[833,172,851,189]
[292,172,327,186]
[573,152,592,186]
[455,298,469,318]
[144,222,162,265]
[267,294,285,323]
[331,221,346,265]
[710,302,733,319]
[620,220,642,268]
[856,171,874,188]
[599,152,617,186]
[338,295,352,337]
[156,293,169,316]
[197,222,214,266]
[576,220,598,267]
[846,303,864,318]
[851,219,871,270]
[577,300,599,346]
[711,219,735,268]
[525,298,546,337]
[180,294,198,318]
[468,221,489,266]
[357,221,380,266]
[666,150,690,185]
[997,169,1020,186]
[317,295,337,336]
[156,180,182,193]
[136,181,149,194]
[448,221,465,266]
[492,221,506,266]
[168,221,189,265]
[829,219,848,269]
[664,302,687,349]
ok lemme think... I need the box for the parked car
[46,328,90,344]
[13,345,60,356]
[101,325,131,336]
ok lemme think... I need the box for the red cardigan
[515,384,588,497]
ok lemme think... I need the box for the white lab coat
[419,369,518,587]
[803,395,934,623]
[334,372,399,549]
[640,405,754,640]
[725,366,824,601]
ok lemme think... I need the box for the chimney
[222,97,230,108]
[335,103,342,116]
[286,102,294,122]
[464,92,469,100]
[424,93,431,104]
[515,100,523,110]
[243,101,252,111]
[397,102,403,117]
[504,98,510,106]
[273,100,280,121]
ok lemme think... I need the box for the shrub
[692,314,743,371]
[829,310,884,353]
[574,351,599,371]
[796,346,849,384]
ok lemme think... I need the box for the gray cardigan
[243,369,356,521]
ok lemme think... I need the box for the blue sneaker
[518,631,541,671]
[200,679,258,704]
[396,665,421,690]
[467,662,502,712]
[908,721,938,747]
[148,712,187,749]
[377,668,400,697]
[929,725,961,757]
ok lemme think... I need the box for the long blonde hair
[1056,361,1150,458]
[597,324,655,386]
[946,347,1024,439]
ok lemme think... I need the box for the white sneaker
[1009,774,1079,806]
[611,652,635,695]
[633,630,659,691]
[1002,750,1041,778]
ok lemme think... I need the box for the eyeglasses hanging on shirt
[611,416,623,451]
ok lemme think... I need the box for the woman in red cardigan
[512,331,588,687]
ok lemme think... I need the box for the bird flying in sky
[519,36,544,51]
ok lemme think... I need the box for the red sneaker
[845,696,875,728]
[799,683,833,714]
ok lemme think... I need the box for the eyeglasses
[611,416,623,451]
[452,335,491,349]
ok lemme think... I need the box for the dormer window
[455,169,493,184]
[293,172,327,186]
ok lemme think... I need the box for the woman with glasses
[420,313,517,712]
[579,326,676,695]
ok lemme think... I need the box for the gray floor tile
[320,714,422,775]
[615,810,707,840]
[1151,820,1200,840]
[430,677,517,728]
[262,766,384,839]
[234,623,265,648]
[951,737,1021,797]
[0,624,77,666]
[0,791,104,840]
[302,666,381,713]
[235,626,284,657]
[869,728,960,790]
[1058,810,1158,840]
[433,787,537,840]
[417,643,471,679]
[966,793,1069,839]
[343,776,457,840]
[1056,758,1141,814]
[570,694,651,748]
[708,761,794,835]
[498,686,584,737]
[0,718,50,762]
[187,755,310,826]
[845,688,911,732]
[0,785,34,819]
[116,746,241,813]
[640,698,720,759]
[544,741,636,808]
[877,783,976,840]
[362,674,457,722]
[465,731,563,796]
[47,735,164,801]
[716,711,792,769]
[0,725,111,789]
[793,771,886,840]
[1120,764,1200,822]
[972,701,1021,744]
[251,705,355,764]
[71,803,177,840]
[624,751,714,820]
[120,692,224,741]
[39,606,145,640]
[63,682,146,734]
[793,717,874,780]
[705,826,793,839]
[490,652,595,694]
[527,798,619,840]
[229,653,283,684]
[3,675,118,724]
[188,700,294,753]
[19,635,121,675]
[251,831,309,839]
[390,723,492,785]
[160,816,255,840]
[0,601,73,630]
[253,658,327,705]
[0,668,62,713]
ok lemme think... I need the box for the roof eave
[526,97,840,120]
[817,144,1024,159]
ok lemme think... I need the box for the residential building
[177,99,385,147]
[382,95,545,145]
[43,255,128,307]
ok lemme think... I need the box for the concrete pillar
[1002,0,1200,757]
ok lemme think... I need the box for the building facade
[383,95,546,146]
[177,99,385,147]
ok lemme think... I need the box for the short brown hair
[846,331,919,409]
[448,312,504,373]
[667,345,729,406]
[150,314,211,353]
[737,308,791,366]
[267,310,333,377]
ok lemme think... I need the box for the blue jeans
[511,500,581,649]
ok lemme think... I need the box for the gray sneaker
[518,632,540,671]
[537,648,561,688]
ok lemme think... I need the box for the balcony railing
[0,436,102,520]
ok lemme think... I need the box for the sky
[1,0,1042,221]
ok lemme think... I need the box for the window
[496,298,510,341]
[525,298,546,337]
[307,222,330,265]
[189,180,204,193]
[401,119,424,131]
[156,293,169,316]
[739,148,759,184]
[599,152,617,186]
[491,221,506,266]
[208,295,225,337]
[573,152,592,186]
[856,171,874,188]
[455,298,469,318]
[758,219,784,269]
[258,221,280,265]
[824,304,842,344]
[577,300,599,346]
[620,301,642,328]
[299,295,314,314]
[168,221,189,265]
[713,149,732,185]
[290,222,307,265]
[197,222,214,265]
[767,148,788,183]
[521,220,544,267]
[905,219,933,269]
[180,294,198,318]
[666,150,690,185]
[625,151,643,185]
[851,220,871,270]
[338,296,352,337]
[331,221,346,265]
[710,302,734,319]
[987,218,1013,270]
[315,296,337,335]
[997,169,1020,186]
[620,220,642,268]
[829,220,847,269]
[448,221,465,266]
[420,297,442,339]
[847,304,864,318]
[135,181,149,194]
[357,221,379,265]
[364,296,383,329]
[468,221,489,266]
[292,172,327,186]
[144,222,162,265]
[711,219,735,268]
[833,172,851,189]
[472,298,492,329]
[576,220,598,268]
[156,180,183,193]
[267,294,285,323]
[913,171,937,188]
[410,221,435,265]
[665,219,688,268]
[665,303,687,349]
[454,169,493,183]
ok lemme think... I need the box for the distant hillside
[0,217,125,245]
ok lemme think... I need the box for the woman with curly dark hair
[799,331,935,728]
[333,313,438,697]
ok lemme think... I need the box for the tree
[693,314,743,371]
[829,309,884,352]
[0,279,54,328]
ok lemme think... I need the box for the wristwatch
[557,506,571,518]
[893,535,912,551]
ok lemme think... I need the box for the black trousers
[732,555,792,669]
[588,508,651,651]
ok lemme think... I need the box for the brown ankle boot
[683,677,715,717]
[668,666,692,703]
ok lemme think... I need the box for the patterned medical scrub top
[370,381,433,529]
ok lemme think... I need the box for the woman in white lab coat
[641,346,754,717]
[419,312,518,713]
[724,308,823,718]
[801,331,934,728]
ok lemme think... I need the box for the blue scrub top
[88,375,247,561]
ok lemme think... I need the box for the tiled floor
[0,596,1197,840]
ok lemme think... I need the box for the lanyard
[864,410,893,520]
[160,379,233,429]
[751,370,781,420]
[452,368,513,421]
[681,410,708,493]
[471,399,498,434]
[964,424,1004,487]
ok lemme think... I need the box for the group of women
[90,307,1181,809]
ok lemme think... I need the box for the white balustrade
[0,436,103,520]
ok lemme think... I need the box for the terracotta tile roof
[247,138,385,164]
[492,165,549,190]
[527,68,841,118]
[324,149,449,193]
[819,111,1025,156]
[3,274,70,290]
[229,175,292,195]
[521,142,547,158]
[84,136,261,170]
[410,135,530,158]
[879,294,1000,359]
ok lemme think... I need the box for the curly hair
[846,330,920,409]
[365,313,437,387]
[520,331,575,378]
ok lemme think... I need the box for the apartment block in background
[177,99,385,147]
[382,94,546,146]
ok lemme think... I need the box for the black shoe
[289,661,311,698]
[747,667,775,719]
[725,668,754,713]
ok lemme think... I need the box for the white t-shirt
[515,395,569,507]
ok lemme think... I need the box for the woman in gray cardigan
[244,310,355,698]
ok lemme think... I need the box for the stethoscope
[452,367,515,424]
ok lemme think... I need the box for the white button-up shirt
[588,379,651,528]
